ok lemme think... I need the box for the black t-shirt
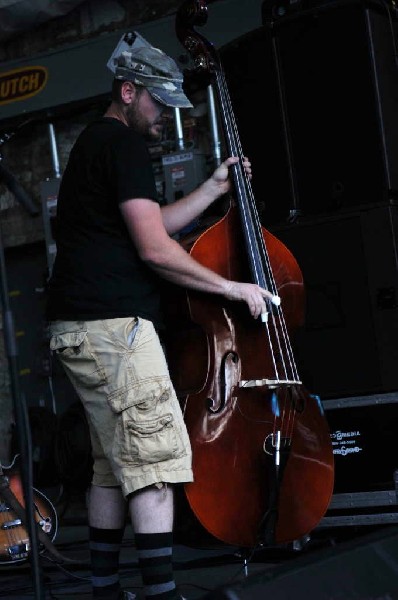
[46,117,164,326]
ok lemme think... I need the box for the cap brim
[149,87,193,109]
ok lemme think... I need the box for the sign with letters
[0,66,48,106]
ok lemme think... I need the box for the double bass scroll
[164,0,334,548]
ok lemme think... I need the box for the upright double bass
[165,0,334,548]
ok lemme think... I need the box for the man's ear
[120,80,136,105]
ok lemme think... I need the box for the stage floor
[0,502,398,600]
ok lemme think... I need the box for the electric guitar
[0,471,58,564]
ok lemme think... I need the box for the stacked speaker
[221,0,398,397]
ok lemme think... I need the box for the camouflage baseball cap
[114,46,193,109]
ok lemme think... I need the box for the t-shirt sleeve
[108,130,159,205]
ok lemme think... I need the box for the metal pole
[173,108,185,151]
[48,123,61,179]
[207,84,222,166]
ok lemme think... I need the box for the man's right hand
[223,281,277,320]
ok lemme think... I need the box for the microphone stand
[0,135,44,599]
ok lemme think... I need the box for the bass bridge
[239,378,302,389]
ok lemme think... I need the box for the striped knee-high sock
[90,526,124,599]
[135,532,179,599]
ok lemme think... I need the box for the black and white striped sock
[90,526,124,599]
[135,532,179,599]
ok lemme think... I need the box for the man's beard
[125,100,162,142]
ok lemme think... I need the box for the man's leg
[129,484,173,534]
[89,485,127,599]
[129,484,181,599]
[49,318,190,599]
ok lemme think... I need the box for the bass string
[216,68,297,376]
[0,463,16,555]
[0,475,22,557]
[215,65,300,438]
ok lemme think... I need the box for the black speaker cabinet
[271,205,398,398]
[221,1,398,226]
[203,526,398,599]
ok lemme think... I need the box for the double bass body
[165,205,334,547]
[164,0,335,549]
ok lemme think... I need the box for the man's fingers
[261,289,281,306]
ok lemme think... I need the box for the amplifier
[271,206,398,398]
[222,1,398,227]
[318,392,398,528]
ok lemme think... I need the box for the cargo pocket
[108,379,184,466]
[50,330,106,388]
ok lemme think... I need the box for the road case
[318,391,398,528]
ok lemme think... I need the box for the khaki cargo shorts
[48,317,193,497]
